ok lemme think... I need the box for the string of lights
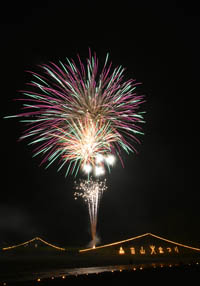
[79,233,200,253]
[2,233,200,253]
[149,233,200,252]
[2,237,65,251]
[79,233,150,252]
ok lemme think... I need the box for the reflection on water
[2,264,155,282]
[24,262,184,282]
[3,261,200,283]
[35,265,131,279]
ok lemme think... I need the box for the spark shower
[5,50,145,245]
[74,179,107,248]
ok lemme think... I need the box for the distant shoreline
[1,262,200,285]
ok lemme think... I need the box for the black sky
[1,2,199,247]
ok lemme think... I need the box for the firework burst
[74,178,107,247]
[5,50,145,177]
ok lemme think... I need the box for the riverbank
[3,262,200,285]
[1,246,200,284]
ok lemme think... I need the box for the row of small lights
[1,262,199,285]
[3,232,200,253]
[35,261,199,280]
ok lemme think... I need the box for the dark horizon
[1,2,199,248]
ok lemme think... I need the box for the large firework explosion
[74,178,107,247]
[5,50,145,177]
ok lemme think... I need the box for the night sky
[1,2,199,248]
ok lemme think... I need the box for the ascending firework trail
[74,178,107,247]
